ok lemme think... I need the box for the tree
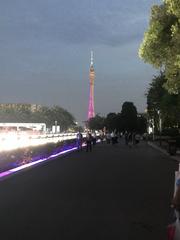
[121,102,137,132]
[137,115,147,134]
[0,104,75,131]
[104,113,118,131]
[36,105,75,131]
[88,115,105,130]
[146,72,180,130]
[139,0,180,93]
[146,73,166,130]
[160,92,180,127]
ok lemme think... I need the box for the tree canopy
[121,102,138,132]
[88,115,105,130]
[87,101,146,133]
[146,72,180,130]
[104,113,120,132]
[139,0,180,93]
[0,105,75,131]
[146,72,166,117]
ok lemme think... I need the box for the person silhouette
[172,178,180,219]
[86,132,92,152]
[76,131,83,151]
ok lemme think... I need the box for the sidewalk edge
[148,141,180,163]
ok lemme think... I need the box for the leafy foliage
[88,115,105,130]
[146,72,180,130]
[104,113,120,131]
[88,102,146,133]
[121,102,138,131]
[139,0,180,93]
[146,72,166,117]
[0,104,75,131]
[137,115,147,134]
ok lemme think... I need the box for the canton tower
[88,51,95,119]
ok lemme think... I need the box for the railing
[0,132,86,152]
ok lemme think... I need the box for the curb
[148,142,180,163]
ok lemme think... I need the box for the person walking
[114,131,118,144]
[92,131,97,146]
[111,131,115,145]
[124,131,128,145]
[127,132,133,148]
[135,133,141,145]
[76,131,83,151]
[172,178,180,220]
[99,131,104,144]
[86,132,92,152]
[106,132,111,144]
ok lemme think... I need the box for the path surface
[0,140,178,239]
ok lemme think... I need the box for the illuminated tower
[88,51,95,119]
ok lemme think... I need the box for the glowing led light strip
[0,141,99,180]
[0,146,77,180]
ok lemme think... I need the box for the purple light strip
[0,170,11,178]
[10,159,46,172]
[0,146,78,179]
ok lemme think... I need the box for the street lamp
[55,120,57,134]
[152,118,155,141]
[148,118,155,140]
[157,110,162,146]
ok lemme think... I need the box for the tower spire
[90,50,93,66]
[88,51,95,120]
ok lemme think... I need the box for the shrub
[161,128,179,137]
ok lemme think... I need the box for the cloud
[0,0,161,47]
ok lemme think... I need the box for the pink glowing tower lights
[88,51,95,119]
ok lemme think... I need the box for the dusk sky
[0,0,161,123]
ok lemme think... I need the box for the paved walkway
[0,140,178,239]
[148,141,180,163]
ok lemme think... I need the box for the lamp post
[152,118,155,141]
[55,120,57,134]
[157,110,162,146]
[149,118,155,141]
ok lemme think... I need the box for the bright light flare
[0,133,78,152]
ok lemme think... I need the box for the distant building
[0,122,46,133]
[0,103,41,112]
[0,104,46,132]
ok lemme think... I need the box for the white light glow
[0,132,80,152]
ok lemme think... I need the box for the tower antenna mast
[87,51,95,120]
[90,50,93,66]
